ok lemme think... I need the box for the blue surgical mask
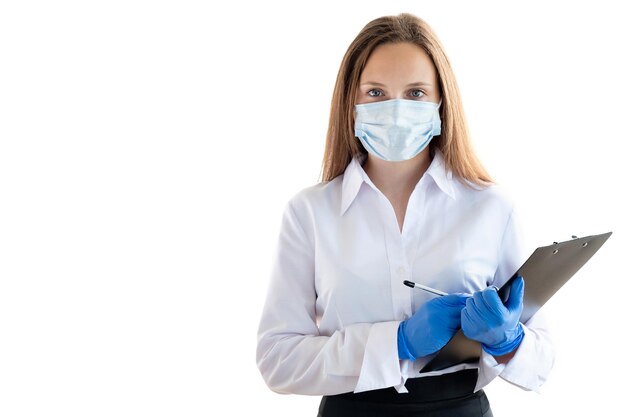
[354,98,442,162]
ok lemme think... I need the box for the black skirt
[317,369,493,417]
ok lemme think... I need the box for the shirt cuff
[354,321,403,393]
[497,322,550,392]
[475,347,506,392]
[475,322,550,393]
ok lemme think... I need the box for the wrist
[494,347,518,364]
[482,323,524,356]
[397,321,416,361]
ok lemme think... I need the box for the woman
[256,13,554,417]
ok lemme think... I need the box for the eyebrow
[361,81,433,87]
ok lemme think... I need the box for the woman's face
[357,42,441,105]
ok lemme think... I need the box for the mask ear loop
[436,98,443,109]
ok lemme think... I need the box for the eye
[409,89,425,98]
[367,88,383,97]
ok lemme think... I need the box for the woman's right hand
[397,294,469,360]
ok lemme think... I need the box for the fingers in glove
[478,287,507,318]
[505,276,525,311]
[461,298,482,329]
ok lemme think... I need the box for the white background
[1,1,624,415]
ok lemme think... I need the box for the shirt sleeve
[256,197,404,395]
[475,206,556,392]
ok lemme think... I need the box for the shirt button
[397,266,406,277]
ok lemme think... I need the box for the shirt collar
[340,148,456,216]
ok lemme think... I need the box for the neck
[362,148,433,197]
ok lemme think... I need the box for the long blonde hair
[320,13,493,188]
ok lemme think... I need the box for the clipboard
[420,231,613,373]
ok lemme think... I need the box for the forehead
[360,42,437,83]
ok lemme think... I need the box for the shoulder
[452,178,517,219]
[284,175,344,218]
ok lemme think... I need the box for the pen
[403,280,501,297]
[403,280,448,296]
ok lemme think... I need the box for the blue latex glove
[461,276,525,356]
[397,293,469,360]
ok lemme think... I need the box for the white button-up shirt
[256,149,554,396]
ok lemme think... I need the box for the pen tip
[403,280,415,288]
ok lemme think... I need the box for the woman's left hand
[461,276,525,356]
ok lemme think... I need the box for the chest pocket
[461,258,498,293]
